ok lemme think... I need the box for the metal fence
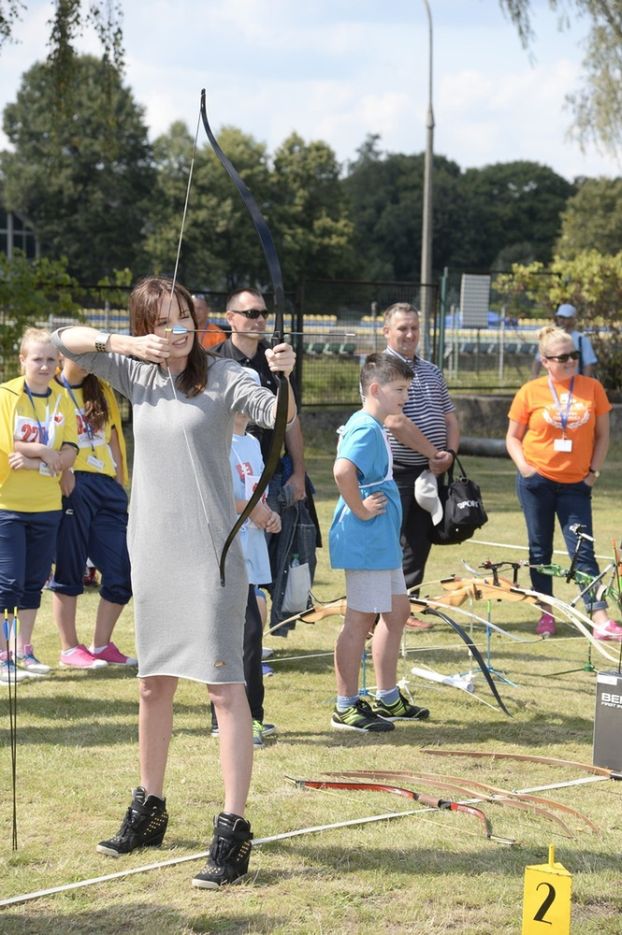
[0,273,556,407]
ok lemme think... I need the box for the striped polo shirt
[384,346,455,472]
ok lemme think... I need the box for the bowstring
[163,104,221,569]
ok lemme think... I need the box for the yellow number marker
[522,845,571,934]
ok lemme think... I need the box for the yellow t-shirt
[0,377,78,512]
[508,375,611,483]
[56,378,122,478]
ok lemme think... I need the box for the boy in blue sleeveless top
[329,353,431,732]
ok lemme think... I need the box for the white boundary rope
[471,538,614,563]
[0,772,615,908]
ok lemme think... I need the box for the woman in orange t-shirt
[506,326,622,641]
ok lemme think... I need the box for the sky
[0,0,620,181]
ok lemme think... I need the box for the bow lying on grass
[286,776,515,844]
[420,747,622,780]
[326,769,598,836]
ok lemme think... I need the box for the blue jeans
[516,472,606,613]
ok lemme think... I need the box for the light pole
[420,0,434,358]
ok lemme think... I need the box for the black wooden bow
[200,90,290,586]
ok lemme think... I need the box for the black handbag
[429,454,488,545]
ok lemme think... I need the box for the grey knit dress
[53,335,276,684]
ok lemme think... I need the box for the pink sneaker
[593,619,622,642]
[60,644,108,669]
[92,642,137,666]
[536,613,556,637]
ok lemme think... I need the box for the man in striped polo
[383,303,460,628]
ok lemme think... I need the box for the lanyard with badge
[24,384,60,476]
[548,374,574,452]
[60,376,105,470]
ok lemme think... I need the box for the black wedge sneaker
[192,812,253,889]
[96,787,168,857]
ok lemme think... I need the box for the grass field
[1,431,622,934]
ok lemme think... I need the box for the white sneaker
[1,651,31,683]
[17,644,51,677]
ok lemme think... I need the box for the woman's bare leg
[209,682,253,816]
[138,675,177,798]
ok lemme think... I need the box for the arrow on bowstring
[286,776,515,844]
[200,89,290,587]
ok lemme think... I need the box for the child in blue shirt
[329,353,431,732]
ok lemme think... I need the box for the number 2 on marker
[534,881,555,924]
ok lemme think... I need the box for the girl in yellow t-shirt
[49,358,135,669]
[0,328,77,682]
[507,326,622,642]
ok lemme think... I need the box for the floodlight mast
[420,0,435,359]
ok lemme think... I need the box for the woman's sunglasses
[229,308,269,320]
[544,351,580,363]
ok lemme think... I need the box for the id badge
[87,454,105,470]
[554,437,573,452]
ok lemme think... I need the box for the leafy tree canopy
[496,250,622,388]
[557,176,622,257]
[499,1,622,154]
[1,54,155,282]
[0,1,123,74]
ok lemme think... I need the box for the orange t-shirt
[508,375,611,483]
[200,323,226,350]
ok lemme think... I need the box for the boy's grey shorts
[345,567,407,614]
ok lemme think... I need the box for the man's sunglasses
[544,351,580,363]
[229,308,269,320]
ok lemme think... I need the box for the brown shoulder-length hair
[129,276,209,397]
[81,374,109,432]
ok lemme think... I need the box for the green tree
[344,137,468,280]
[145,122,273,290]
[0,1,123,73]
[1,55,155,283]
[496,250,622,389]
[557,176,622,258]
[271,132,355,284]
[0,251,80,380]
[500,1,622,154]
[460,161,575,270]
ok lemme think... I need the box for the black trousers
[394,467,435,593]
[211,584,264,727]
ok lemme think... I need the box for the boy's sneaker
[261,722,277,737]
[16,644,51,676]
[92,642,138,666]
[371,690,430,722]
[60,644,108,669]
[262,647,274,660]
[535,613,556,637]
[331,698,395,733]
[262,663,274,677]
[252,720,264,748]
[192,813,253,889]
[1,651,30,683]
[96,787,168,857]
[593,618,622,642]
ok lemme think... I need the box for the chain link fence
[1,272,572,410]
